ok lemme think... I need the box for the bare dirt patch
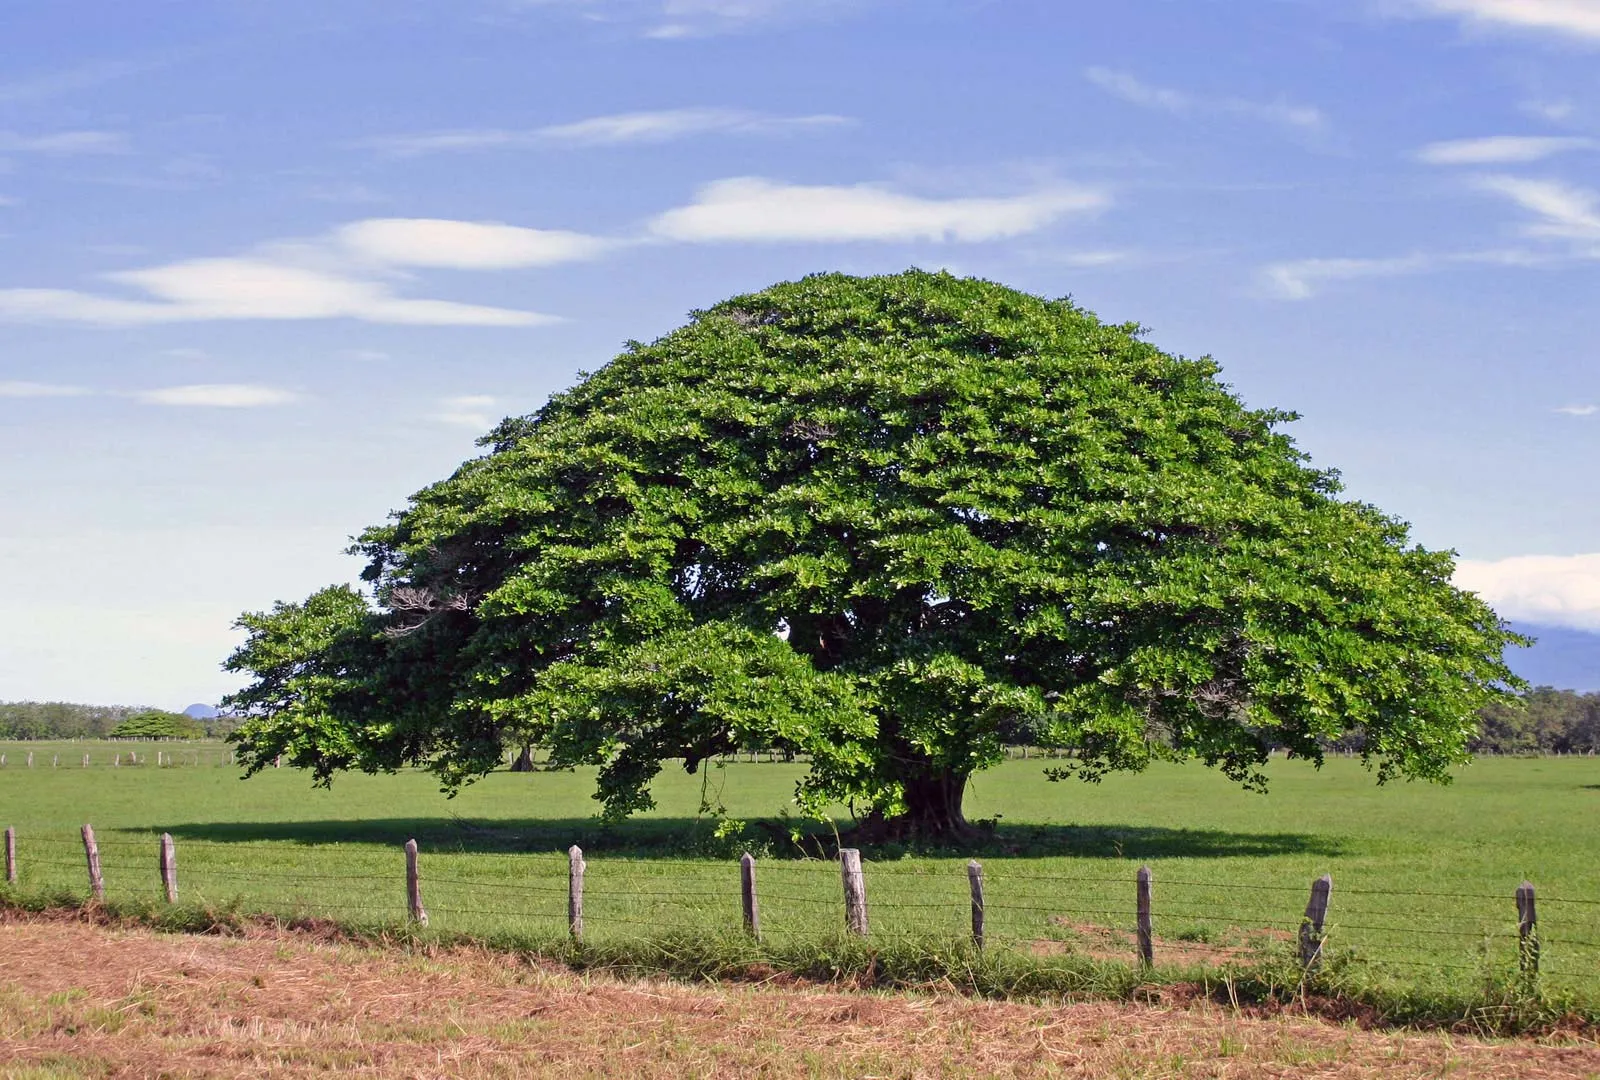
[1,910,1597,1078]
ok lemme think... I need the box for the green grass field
[3,740,1598,1007]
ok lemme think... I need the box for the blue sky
[3,0,1599,706]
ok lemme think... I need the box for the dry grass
[1,911,1598,1078]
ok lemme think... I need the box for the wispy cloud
[435,395,500,429]
[1262,173,1600,299]
[649,178,1106,243]
[1475,175,1600,242]
[1416,135,1597,165]
[0,60,150,105]
[1260,254,1435,300]
[1407,0,1600,43]
[1084,68,1326,133]
[337,218,616,268]
[0,217,601,327]
[1455,552,1600,632]
[0,381,91,398]
[509,0,863,39]
[0,131,129,155]
[363,107,850,156]
[136,384,300,408]
[1555,403,1599,416]
[1258,248,1553,299]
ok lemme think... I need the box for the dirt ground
[1,913,1598,1078]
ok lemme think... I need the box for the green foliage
[108,711,206,740]
[224,270,1523,832]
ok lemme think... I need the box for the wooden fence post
[1299,874,1332,968]
[968,860,985,949]
[740,852,760,940]
[159,833,177,904]
[4,826,15,885]
[840,848,868,936]
[568,845,585,940]
[82,825,104,900]
[1135,866,1154,967]
[405,838,428,926]
[1516,880,1539,973]
[82,754,89,768]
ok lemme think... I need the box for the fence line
[2,824,1595,988]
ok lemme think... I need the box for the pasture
[2,741,1599,1011]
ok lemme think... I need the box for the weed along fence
[4,824,1600,994]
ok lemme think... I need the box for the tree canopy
[225,270,1524,838]
[109,710,207,740]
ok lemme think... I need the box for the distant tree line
[0,702,236,740]
[1471,687,1600,755]
[2,691,1593,753]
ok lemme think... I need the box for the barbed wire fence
[3,824,1597,992]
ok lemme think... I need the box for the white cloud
[1409,0,1600,42]
[364,107,850,156]
[136,384,301,408]
[0,218,582,327]
[1416,135,1597,164]
[0,380,90,398]
[1555,403,1599,415]
[1084,68,1325,132]
[0,130,128,154]
[435,394,500,429]
[1260,254,1434,299]
[1475,175,1600,241]
[1455,553,1600,631]
[649,178,1106,243]
[336,218,615,268]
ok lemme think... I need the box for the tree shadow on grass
[163,817,1346,861]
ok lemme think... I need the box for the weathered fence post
[1516,880,1539,973]
[967,860,985,949]
[1299,874,1332,968]
[82,825,104,900]
[82,754,89,768]
[159,833,177,903]
[568,844,585,940]
[1135,866,1153,967]
[404,838,427,926]
[840,848,868,936]
[4,826,15,885]
[740,852,760,940]
[26,752,32,768]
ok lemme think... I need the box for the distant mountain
[183,703,222,719]
[1505,623,1600,693]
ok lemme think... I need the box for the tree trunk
[509,744,535,772]
[894,769,972,840]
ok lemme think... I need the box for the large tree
[225,271,1523,838]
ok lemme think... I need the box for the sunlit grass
[2,740,1598,1012]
